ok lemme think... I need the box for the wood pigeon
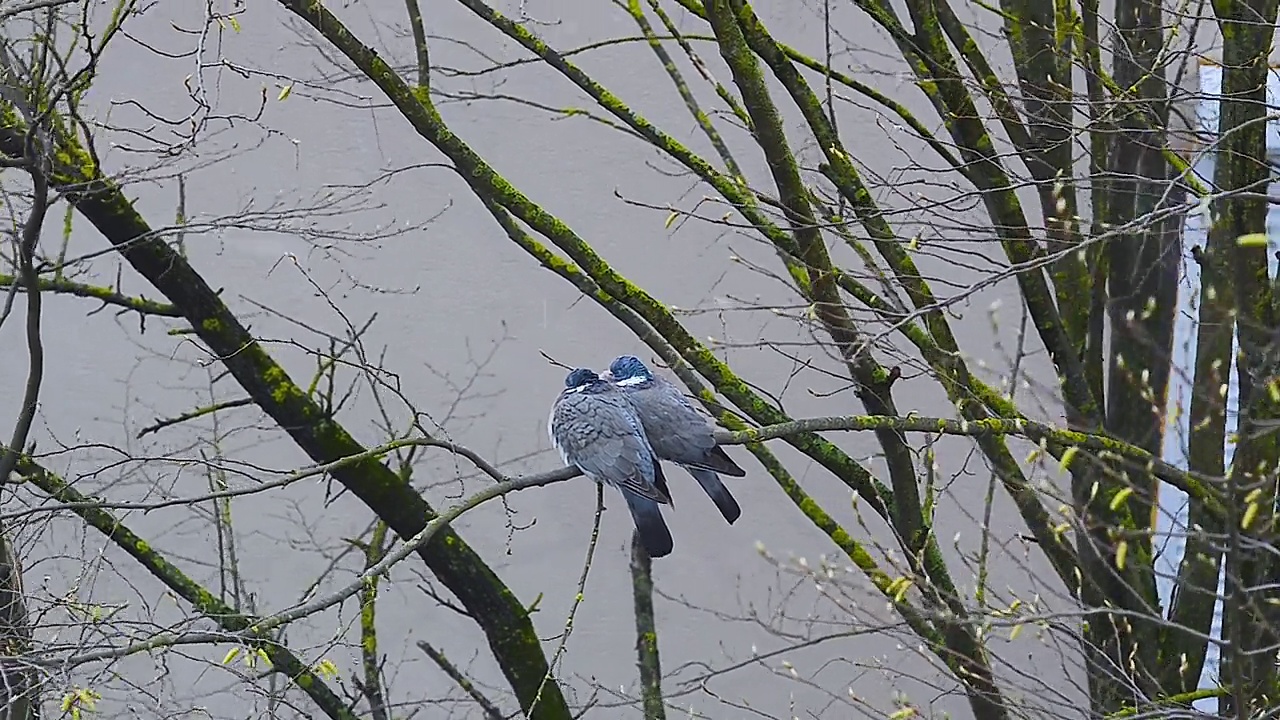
[548,367,675,557]
[603,355,746,524]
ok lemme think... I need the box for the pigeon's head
[606,355,654,386]
[563,367,602,392]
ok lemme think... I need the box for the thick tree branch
[1203,0,1280,709]
[703,0,927,570]
[724,0,1084,603]
[700,8,1014,719]
[0,118,573,719]
[630,531,665,720]
[273,0,909,559]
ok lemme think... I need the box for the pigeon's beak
[599,370,615,382]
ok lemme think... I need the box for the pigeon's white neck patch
[616,375,648,387]
[564,385,588,394]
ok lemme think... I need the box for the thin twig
[403,0,429,88]
[416,641,503,720]
[14,454,356,719]
[136,397,253,438]
[532,484,605,713]
[39,467,570,667]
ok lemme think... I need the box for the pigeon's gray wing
[552,393,671,505]
[625,382,711,459]
[625,380,717,453]
[648,378,747,477]
[688,447,747,477]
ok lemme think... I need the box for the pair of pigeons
[548,355,746,558]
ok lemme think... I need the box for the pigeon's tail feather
[686,445,747,478]
[687,467,742,524]
[652,457,673,506]
[622,489,674,558]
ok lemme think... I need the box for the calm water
[0,1,1083,717]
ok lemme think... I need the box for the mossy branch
[12,453,356,720]
[630,532,665,720]
[624,0,744,179]
[274,0,905,555]
[671,0,966,172]
[716,415,1223,519]
[703,7,1003,694]
[672,0,1086,597]
[358,521,390,720]
[1196,0,1280,707]
[0,115,573,719]
[0,274,181,317]
[715,0,1101,430]
[468,194,934,640]
[1106,687,1228,718]
[704,0,927,558]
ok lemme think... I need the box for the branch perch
[715,414,1222,517]
[0,274,181,317]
